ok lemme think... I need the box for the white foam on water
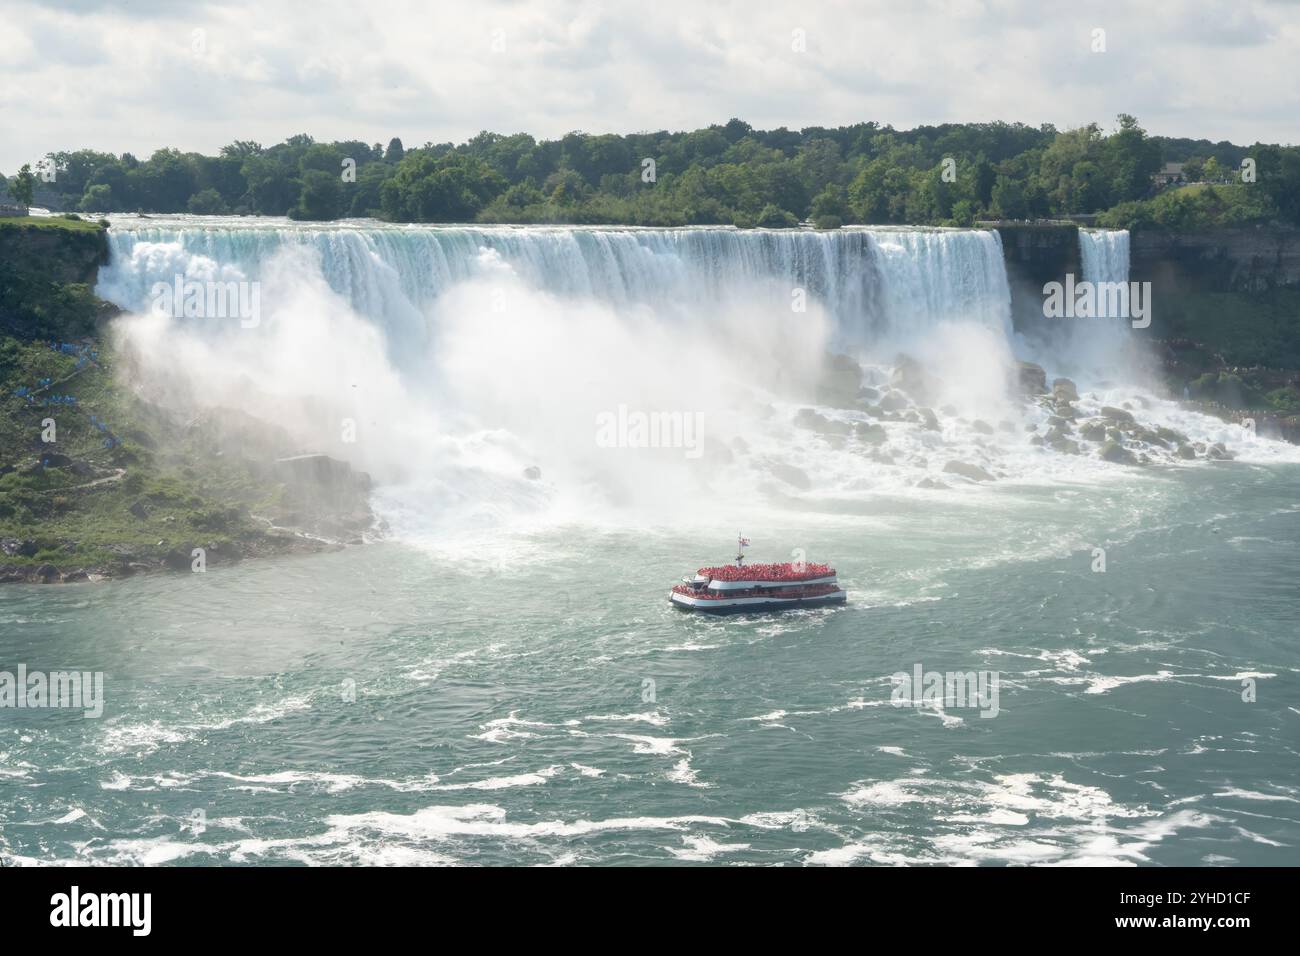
[666,835,752,862]
[100,694,313,754]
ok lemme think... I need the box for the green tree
[187,188,228,214]
[79,183,114,212]
[6,164,35,207]
[292,169,344,220]
[991,175,1028,219]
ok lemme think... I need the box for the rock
[854,422,888,445]
[942,460,995,482]
[1156,426,1190,446]
[815,353,863,408]
[61,570,90,583]
[918,407,941,431]
[915,477,948,489]
[162,548,196,571]
[1015,361,1048,396]
[1101,406,1135,425]
[523,465,542,480]
[1052,378,1080,402]
[1131,425,1167,447]
[878,390,910,412]
[794,407,852,436]
[129,499,151,520]
[1099,440,1137,465]
[1048,436,1081,455]
[767,462,812,490]
[1,538,38,558]
[858,386,880,402]
[1207,442,1235,460]
[1052,401,1078,420]
[1079,421,1108,441]
[34,564,60,583]
[971,419,994,435]
[1177,443,1197,459]
[1029,434,1045,446]
[890,354,938,402]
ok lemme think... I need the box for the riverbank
[0,217,376,583]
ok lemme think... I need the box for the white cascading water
[99,223,1015,355]
[1079,227,1130,286]
[1055,228,1145,383]
[94,218,1295,543]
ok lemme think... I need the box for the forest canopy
[8,117,1298,230]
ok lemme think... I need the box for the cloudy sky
[1,0,1297,170]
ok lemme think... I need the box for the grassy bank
[0,218,373,583]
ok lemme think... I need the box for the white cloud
[2,0,1297,172]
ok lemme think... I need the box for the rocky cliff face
[1131,227,1300,294]
[0,219,114,339]
[0,220,108,285]
[994,224,1081,339]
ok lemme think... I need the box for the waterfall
[1058,228,1138,382]
[97,221,1012,357]
[1079,228,1130,286]
[92,218,1034,529]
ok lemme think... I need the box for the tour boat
[669,540,847,615]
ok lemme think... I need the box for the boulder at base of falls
[523,465,542,480]
[1100,405,1135,425]
[815,353,863,408]
[971,419,994,435]
[1099,440,1137,465]
[1048,435,1081,455]
[1177,443,1197,459]
[942,460,995,482]
[1052,378,1080,402]
[890,354,939,403]
[915,476,948,489]
[1015,361,1048,396]
[1207,442,1235,460]
[794,407,853,436]
[854,422,888,445]
[919,407,941,431]
[1079,420,1108,441]
[878,390,911,412]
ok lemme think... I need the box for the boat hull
[669,589,847,615]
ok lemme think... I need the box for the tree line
[6,117,1299,230]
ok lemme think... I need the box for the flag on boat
[738,535,751,548]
